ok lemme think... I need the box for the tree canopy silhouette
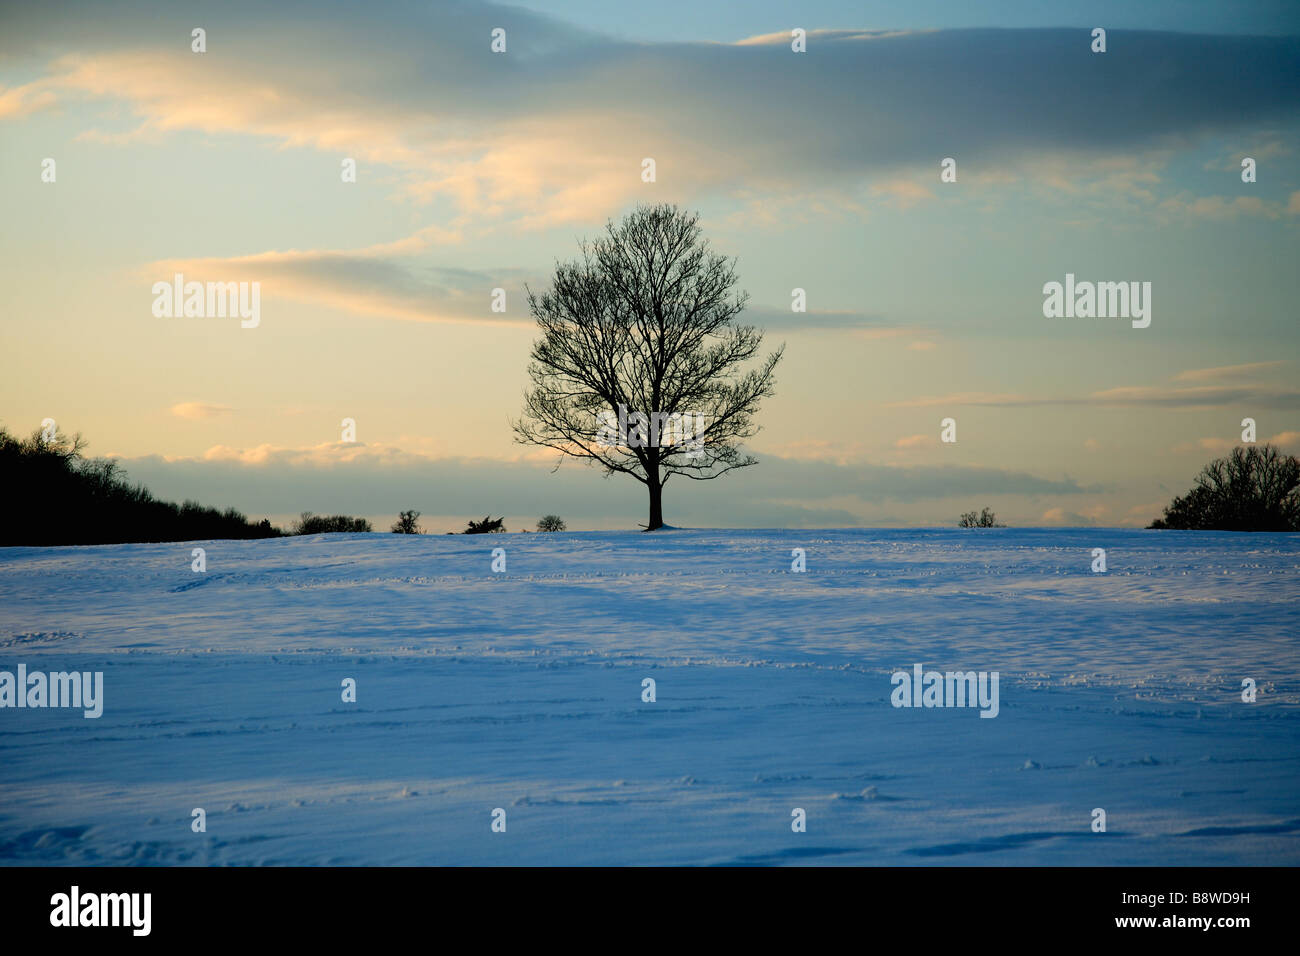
[959,507,1005,528]
[0,425,282,545]
[464,516,506,534]
[1150,444,1299,531]
[513,204,783,530]
[391,510,422,534]
[292,512,372,534]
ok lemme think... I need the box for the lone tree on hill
[513,204,784,531]
[1150,444,1299,531]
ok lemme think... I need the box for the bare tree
[958,507,1005,528]
[513,204,783,530]
[391,509,422,534]
[1150,444,1300,530]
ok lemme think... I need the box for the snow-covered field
[1,528,1297,866]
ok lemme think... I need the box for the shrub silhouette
[0,425,285,545]
[464,515,506,534]
[959,507,1005,528]
[391,510,422,534]
[293,512,373,534]
[537,514,566,532]
[1150,444,1299,531]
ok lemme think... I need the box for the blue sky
[0,1,1297,530]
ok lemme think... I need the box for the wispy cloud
[170,402,232,420]
[1173,361,1289,381]
[1159,194,1284,220]
[1173,429,1300,454]
[890,383,1300,410]
[744,306,903,332]
[885,392,1026,408]
[1040,504,1111,527]
[145,240,536,326]
[1087,384,1300,409]
[893,434,933,450]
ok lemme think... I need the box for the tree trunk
[646,477,664,531]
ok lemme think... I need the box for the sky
[1,0,1298,531]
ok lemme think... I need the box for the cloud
[734,29,916,47]
[1128,501,1167,518]
[1202,140,1292,172]
[744,306,900,332]
[170,402,232,419]
[4,6,1298,229]
[178,439,458,468]
[1086,385,1300,409]
[107,439,1093,530]
[1174,361,1289,381]
[885,392,1026,408]
[1171,436,1237,455]
[1159,194,1283,220]
[0,79,57,118]
[890,384,1300,410]
[893,434,932,449]
[1174,429,1300,454]
[723,190,871,229]
[764,439,868,465]
[1040,506,1107,526]
[146,240,536,326]
[883,359,1298,412]
[198,441,415,466]
[870,178,936,209]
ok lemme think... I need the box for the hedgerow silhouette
[0,425,283,545]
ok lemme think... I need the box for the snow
[1,528,1297,865]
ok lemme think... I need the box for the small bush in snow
[959,507,1005,528]
[294,512,373,534]
[464,515,506,534]
[537,514,566,532]
[391,510,422,534]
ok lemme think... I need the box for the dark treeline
[0,426,518,545]
[1150,444,1299,531]
[293,512,373,534]
[1,426,285,546]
